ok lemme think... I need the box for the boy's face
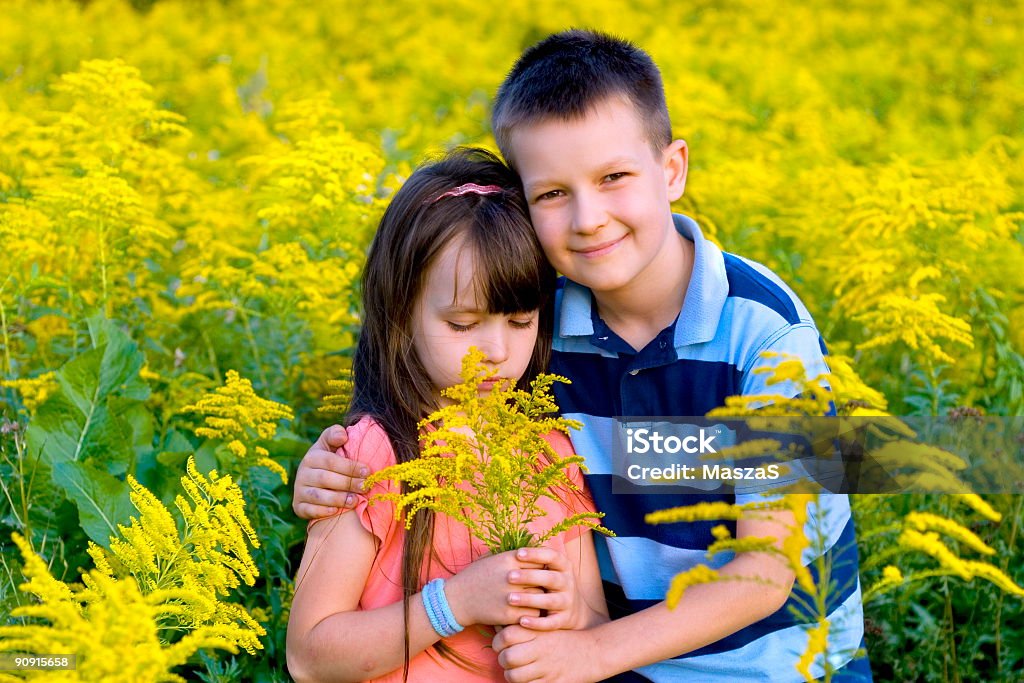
[509,97,687,297]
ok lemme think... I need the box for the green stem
[199,327,223,384]
[811,497,834,683]
[942,578,961,683]
[0,552,24,612]
[236,306,269,390]
[0,445,22,534]
[15,430,30,543]
[993,495,1022,676]
[98,219,111,318]
[928,362,940,416]
[68,275,79,357]
[0,277,12,376]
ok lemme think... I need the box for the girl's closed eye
[446,320,477,332]
[447,315,535,332]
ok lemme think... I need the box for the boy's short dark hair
[492,29,672,164]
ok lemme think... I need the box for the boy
[293,30,870,682]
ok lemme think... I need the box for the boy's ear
[662,139,688,202]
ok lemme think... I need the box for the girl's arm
[286,512,437,683]
[287,511,548,683]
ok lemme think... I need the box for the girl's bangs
[464,206,550,315]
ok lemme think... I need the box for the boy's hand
[445,551,546,627]
[494,625,600,683]
[505,546,589,631]
[292,425,368,520]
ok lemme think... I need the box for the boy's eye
[535,189,563,202]
[603,172,627,182]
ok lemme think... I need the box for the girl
[286,148,607,683]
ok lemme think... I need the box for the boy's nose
[571,193,608,235]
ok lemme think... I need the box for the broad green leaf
[51,461,134,548]
[25,316,149,476]
[27,386,134,475]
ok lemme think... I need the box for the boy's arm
[494,511,797,683]
[287,511,549,683]
[292,425,368,519]
[741,323,832,398]
[563,530,610,629]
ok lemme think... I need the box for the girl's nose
[480,327,510,365]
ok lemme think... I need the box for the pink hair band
[431,183,504,203]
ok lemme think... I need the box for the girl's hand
[506,546,590,631]
[445,550,546,627]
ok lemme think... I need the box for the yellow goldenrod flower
[318,375,355,417]
[782,494,815,593]
[0,487,263,680]
[645,501,745,525]
[181,370,293,484]
[898,529,972,580]
[88,457,264,654]
[904,511,995,556]
[1,372,59,413]
[795,620,830,682]
[952,493,1002,523]
[366,348,612,552]
[863,565,906,603]
[665,565,722,609]
[701,439,783,462]
[869,442,967,486]
[960,561,1024,597]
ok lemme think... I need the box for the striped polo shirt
[549,214,869,682]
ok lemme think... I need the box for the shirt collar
[556,213,728,348]
[672,213,728,347]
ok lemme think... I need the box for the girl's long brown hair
[347,147,555,679]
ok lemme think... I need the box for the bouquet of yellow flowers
[365,348,613,552]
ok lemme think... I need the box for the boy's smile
[510,97,689,312]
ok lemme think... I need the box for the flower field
[1,0,1023,680]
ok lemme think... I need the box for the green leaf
[121,398,155,461]
[51,461,134,548]
[194,439,220,474]
[84,314,150,402]
[151,430,196,482]
[25,315,149,476]
[156,450,193,469]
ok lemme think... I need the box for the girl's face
[412,236,539,405]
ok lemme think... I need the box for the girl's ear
[662,139,688,202]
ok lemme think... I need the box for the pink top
[311,416,596,682]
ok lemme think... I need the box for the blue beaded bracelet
[433,579,463,635]
[421,578,464,638]
[421,581,446,636]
